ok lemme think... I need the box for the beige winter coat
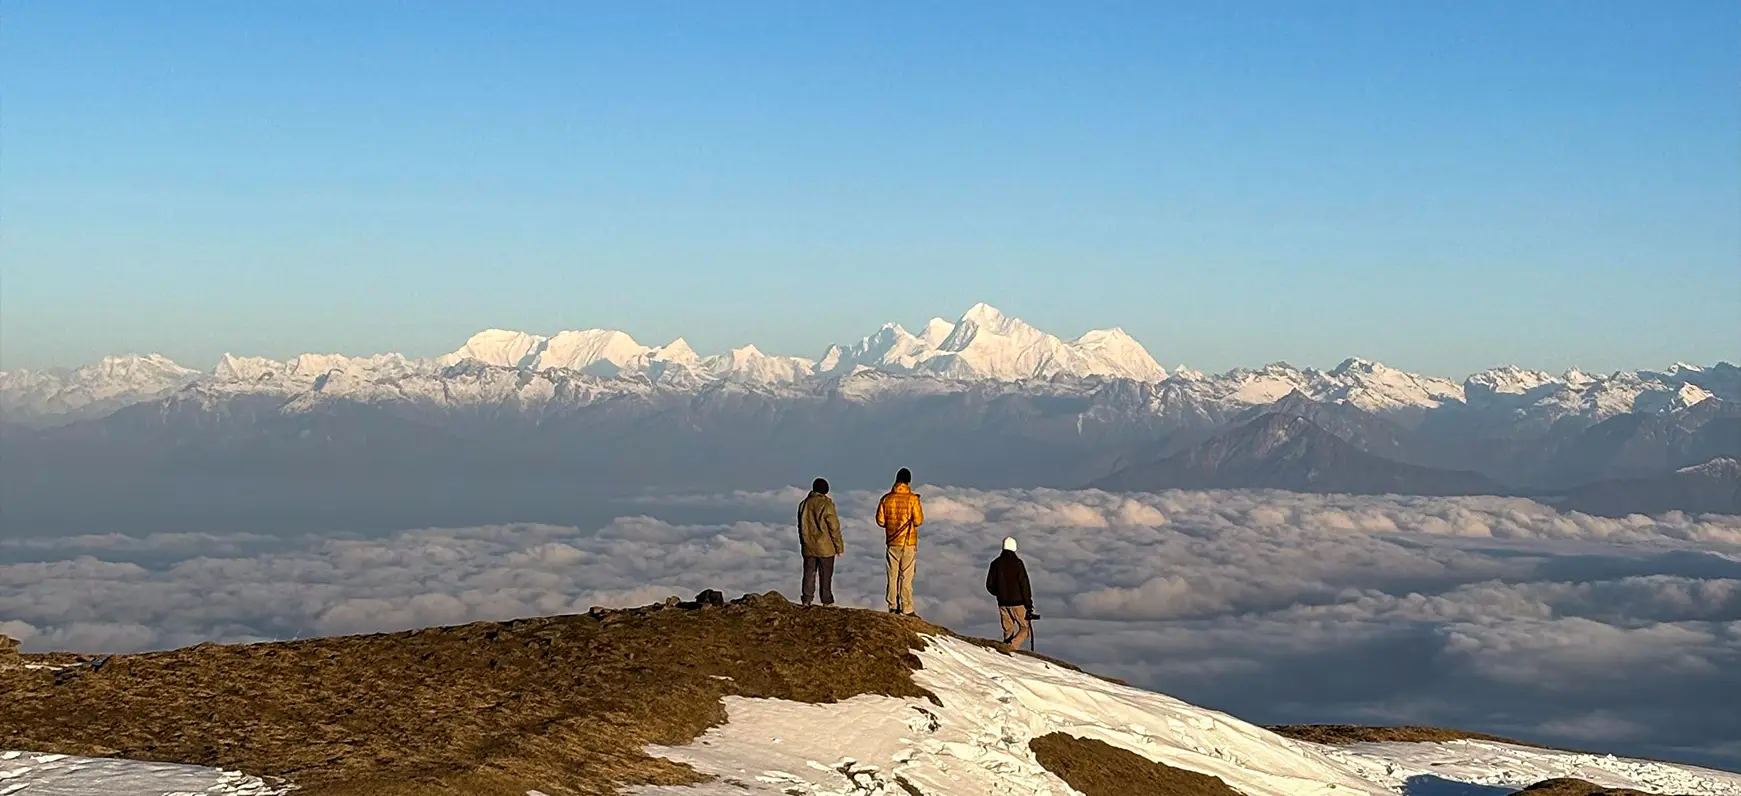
[798,491,844,557]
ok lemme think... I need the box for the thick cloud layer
[3,489,1739,770]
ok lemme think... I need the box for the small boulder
[0,634,18,656]
[732,590,789,606]
[694,589,726,607]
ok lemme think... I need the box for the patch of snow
[0,750,291,795]
[631,635,1389,796]
[1321,739,1741,796]
[1672,382,1715,410]
[1678,458,1741,477]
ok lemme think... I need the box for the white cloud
[2,488,1739,768]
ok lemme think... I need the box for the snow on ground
[630,635,1392,796]
[0,750,290,796]
[629,634,1741,796]
[1322,739,1741,796]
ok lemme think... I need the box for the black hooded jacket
[985,550,1033,608]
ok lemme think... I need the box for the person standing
[876,467,924,616]
[986,536,1033,650]
[797,477,843,606]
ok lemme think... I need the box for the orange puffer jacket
[876,483,924,546]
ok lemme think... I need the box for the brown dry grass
[1030,732,1246,796]
[1268,725,1706,778]
[0,593,942,796]
[1266,724,1547,748]
[1513,777,1662,796]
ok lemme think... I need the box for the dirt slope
[1,592,940,796]
[1266,724,1546,748]
[1513,777,1661,796]
[1030,732,1247,796]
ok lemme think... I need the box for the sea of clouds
[3,488,1739,769]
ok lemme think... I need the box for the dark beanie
[813,477,829,495]
[896,467,912,485]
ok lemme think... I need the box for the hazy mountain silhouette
[1530,399,1741,488]
[1089,413,1508,496]
[1557,458,1741,518]
[1229,390,1417,461]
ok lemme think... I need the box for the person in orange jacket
[876,467,925,616]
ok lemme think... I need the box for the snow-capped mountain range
[2,302,1733,429]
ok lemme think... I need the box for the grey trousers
[802,555,835,605]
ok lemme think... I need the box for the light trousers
[885,544,917,614]
[999,605,1031,649]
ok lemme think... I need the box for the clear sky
[3,1,1737,377]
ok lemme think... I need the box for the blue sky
[3,1,1736,376]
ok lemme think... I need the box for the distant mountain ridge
[3,303,1737,517]
[4,303,1734,432]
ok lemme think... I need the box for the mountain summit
[816,303,1168,383]
[6,597,1738,796]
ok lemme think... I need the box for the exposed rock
[694,589,726,607]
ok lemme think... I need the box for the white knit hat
[1003,536,1018,551]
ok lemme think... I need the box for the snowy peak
[810,305,1165,383]
[1322,357,1464,412]
[82,353,198,381]
[530,329,650,375]
[923,304,1167,382]
[702,345,815,385]
[440,329,546,369]
[1072,327,1168,382]
[919,318,956,347]
[213,354,282,383]
[649,338,700,366]
[936,303,1041,353]
[1466,366,1561,399]
[957,301,1014,332]
[819,323,932,376]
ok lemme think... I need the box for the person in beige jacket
[797,477,844,606]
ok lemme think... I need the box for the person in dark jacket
[985,536,1033,650]
[797,477,844,606]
